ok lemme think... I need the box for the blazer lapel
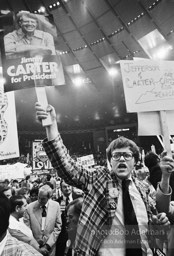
[44,200,52,230]
[106,175,124,225]
[33,202,42,227]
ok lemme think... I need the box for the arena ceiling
[0,0,174,135]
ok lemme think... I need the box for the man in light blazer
[0,192,42,256]
[23,184,62,256]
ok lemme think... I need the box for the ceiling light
[72,77,83,87]
[108,67,119,77]
[138,29,172,59]
[73,64,82,74]
[74,115,80,122]
[152,45,173,59]
[113,128,130,132]
[94,112,100,120]
[38,6,46,13]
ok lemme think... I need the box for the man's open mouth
[118,163,127,168]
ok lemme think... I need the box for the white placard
[0,91,19,160]
[138,111,174,135]
[0,163,27,180]
[77,154,95,167]
[120,60,174,113]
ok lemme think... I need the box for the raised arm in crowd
[35,102,172,256]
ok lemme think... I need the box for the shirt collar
[40,200,49,209]
[63,193,72,202]
[111,172,133,185]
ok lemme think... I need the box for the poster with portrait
[2,11,65,92]
[0,90,19,160]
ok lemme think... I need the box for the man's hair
[60,179,68,189]
[16,11,38,26]
[9,195,25,213]
[66,197,83,217]
[26,175,30,181]
[29,187,39,197]
[45,181,54,190]
[0,192,10,236]
[106,136,140,163]
[12,179,19,184]
[144,151,160,169]
[46,174,51,181]
[17,187,28,197]
[4,179,10,184]
[39,184,52,198]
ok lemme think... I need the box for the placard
[0,91,19,160]
[0,163,24,180]
[138,111,174,135]
[32,140,52,170]
[120,60,174,113]
[77,154,95,167]
[3,54,64,92]
[3,11,65,92]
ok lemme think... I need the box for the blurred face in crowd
[20,15,37,35]
[3,180,9,189]
[12,181,19,188]
[38,190,49,207]
[66,205,79,243]
[110,147,135,180]
[3,188,12,199]
[18,198,27,218]
[61,181,72,197]
[30,192,38,202]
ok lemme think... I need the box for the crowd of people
[0,102,174,256]
[0,172,84,256]
[35,102,174,256]
[0,128,174,256]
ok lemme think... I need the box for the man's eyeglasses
[112,152,133,161]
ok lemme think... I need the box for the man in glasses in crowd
[35,102,173,256]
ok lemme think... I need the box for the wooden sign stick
[159,110,172,156]
[33,54,52,127]
[35,87,52,127]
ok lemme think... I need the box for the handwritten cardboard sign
[120,60,174,113]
